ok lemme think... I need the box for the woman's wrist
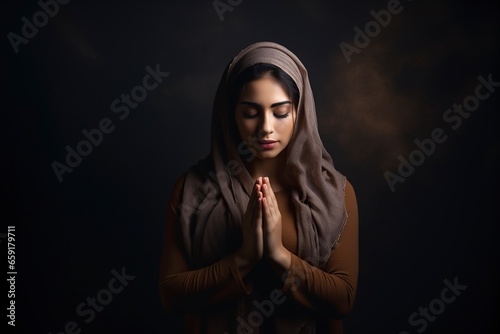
[234,247,257,278]
[268,246,291,272]
[235,245,291,277]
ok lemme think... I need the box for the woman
[159,41,358,333]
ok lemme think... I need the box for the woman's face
[235,76,296,160]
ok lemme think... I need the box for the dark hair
[228,63,300,112]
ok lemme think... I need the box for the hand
[261,177,291,269]
[236,178,264,273]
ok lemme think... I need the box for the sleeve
[159,175,252,313]
[281,180,359,318]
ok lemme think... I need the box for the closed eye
[239,101,292,119]
[242,112,258,119]
[274,112,289,119]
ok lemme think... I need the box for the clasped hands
[236,177,291,274]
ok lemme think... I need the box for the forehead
[238,77,289,100]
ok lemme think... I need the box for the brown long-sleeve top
[159,176,358,333]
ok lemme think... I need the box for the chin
[253,149,283,160]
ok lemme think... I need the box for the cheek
[236,118,257,139]
[276,118,295,139]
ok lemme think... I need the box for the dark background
[2,0,499,333]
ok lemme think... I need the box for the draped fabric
[177,41,347,270]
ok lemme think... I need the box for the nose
[258,111,274,137]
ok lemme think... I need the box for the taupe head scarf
[177,42,347,269]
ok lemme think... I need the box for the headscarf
[177,41,347,270]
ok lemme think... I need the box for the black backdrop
[3,0,499,333]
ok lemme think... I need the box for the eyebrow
[239,101,291,109]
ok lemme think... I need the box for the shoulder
[344,179,355,199]
[344,179,358,216]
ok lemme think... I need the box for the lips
[258,140,278,150]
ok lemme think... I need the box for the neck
[246,152,288,191]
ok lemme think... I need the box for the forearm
[160,253,251,313]
[282,253,357,318]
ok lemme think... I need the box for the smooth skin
[234,76,296,278]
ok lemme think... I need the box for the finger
[264,177,276,200]
[262,197,272,228]
[258,184,264,200]
[263,198,276,236]
[254,184,265,221]
[262,183,275,215]
[256,176,262,187]
[263,177,271,193]
[255,179,265,201]
[257,197,263,224]
[264,177,279,213]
